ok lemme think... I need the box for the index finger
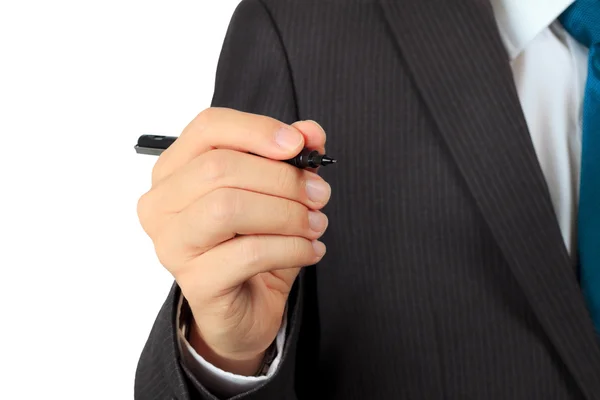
[291,120,327,173]
[151,107,305,185]
[291,120,326,154]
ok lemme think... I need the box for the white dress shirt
[177,0,589,395]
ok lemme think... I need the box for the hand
[137,108,331,375]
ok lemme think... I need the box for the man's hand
[137,108,330,375]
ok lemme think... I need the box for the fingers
[291,120,327,173]
[180,235,325,292]
[291,120,326,154]
[136,109,331,297]
[152,108,307,185]
[142,149,331,221]
[154,188,329,264]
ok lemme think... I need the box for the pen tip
[321,156,337,166]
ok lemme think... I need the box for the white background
[0,1,241,398]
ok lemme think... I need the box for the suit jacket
[134,0,600,398]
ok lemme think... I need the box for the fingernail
[308,211,328,233]
[312,240,326,257]
[274,126,303,151]
[305,179,331,203]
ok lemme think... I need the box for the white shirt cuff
[176,294,287,397]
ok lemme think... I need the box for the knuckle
[151,157,166,185]
[285,237,307,260]
[275,165,299,193]
[238,237,266,267]
[153,232,176,269]
[195,107,218,130]
[136,192,154,227]
[282,200,303,229]
[198,150,230,182]
[205,188,240,224]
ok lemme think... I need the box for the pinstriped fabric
[135,0,600,399]
[135,283,190,400]
[378,2,600,398]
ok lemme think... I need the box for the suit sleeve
[134,0,307,399]
[177,293,288,396]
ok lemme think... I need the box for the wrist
[188,323,266,376]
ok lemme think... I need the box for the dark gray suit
[134,0,600,398]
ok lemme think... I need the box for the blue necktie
[559,1,600,332]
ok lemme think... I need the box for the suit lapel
[378,0,600,396]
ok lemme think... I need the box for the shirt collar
[490,0,575,60]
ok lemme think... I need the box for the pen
[134,134,337,169]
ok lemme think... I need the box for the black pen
[134,134,337,169]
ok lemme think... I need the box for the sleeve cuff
[175,293,287,397]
